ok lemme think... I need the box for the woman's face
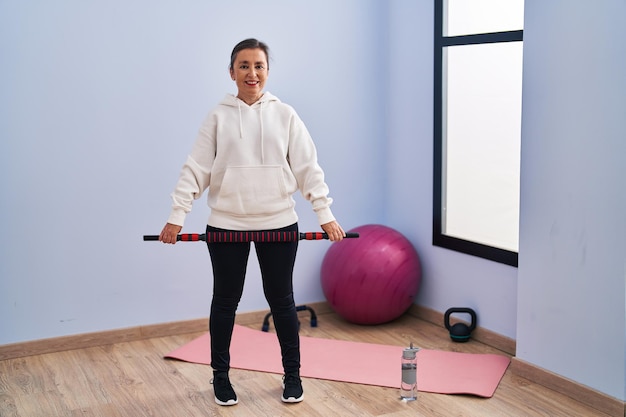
[230,48,268,102]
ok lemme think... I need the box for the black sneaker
[211,372,238,406]
[281,372,304,403]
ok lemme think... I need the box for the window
[433,0,524,267]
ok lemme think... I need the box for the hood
[220,91,279,107]
[220,92,280,163]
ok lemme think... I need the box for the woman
[159,38,345,406]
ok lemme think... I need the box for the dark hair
[229,38,270,70]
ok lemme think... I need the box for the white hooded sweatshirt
[167,92,335,231]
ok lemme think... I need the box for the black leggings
[206,223,300,374]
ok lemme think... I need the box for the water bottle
[400,343,419,401]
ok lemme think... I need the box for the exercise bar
[143,231,359,243]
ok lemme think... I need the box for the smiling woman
[157,38,348,407]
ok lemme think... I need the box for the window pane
[442,41,523,252]
[444,0,524,36]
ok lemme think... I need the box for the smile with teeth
[245,81,259,86]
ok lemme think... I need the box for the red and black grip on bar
[143,231,359,242]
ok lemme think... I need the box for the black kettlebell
[444,307,477,342]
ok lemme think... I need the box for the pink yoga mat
[165,324,510,398]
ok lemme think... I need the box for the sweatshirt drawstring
[237,100,244,138]
[259,101,265,163]
[235,95,265,162]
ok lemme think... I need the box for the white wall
[517,0,626,401]
[0,0,386,344]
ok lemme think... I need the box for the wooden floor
[0,310,613,417]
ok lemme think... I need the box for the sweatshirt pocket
[215,165,290,215]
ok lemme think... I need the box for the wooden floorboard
[0,310,621,417]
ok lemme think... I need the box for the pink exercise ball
[321,224,421,325]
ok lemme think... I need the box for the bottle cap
[403,342,420,359]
